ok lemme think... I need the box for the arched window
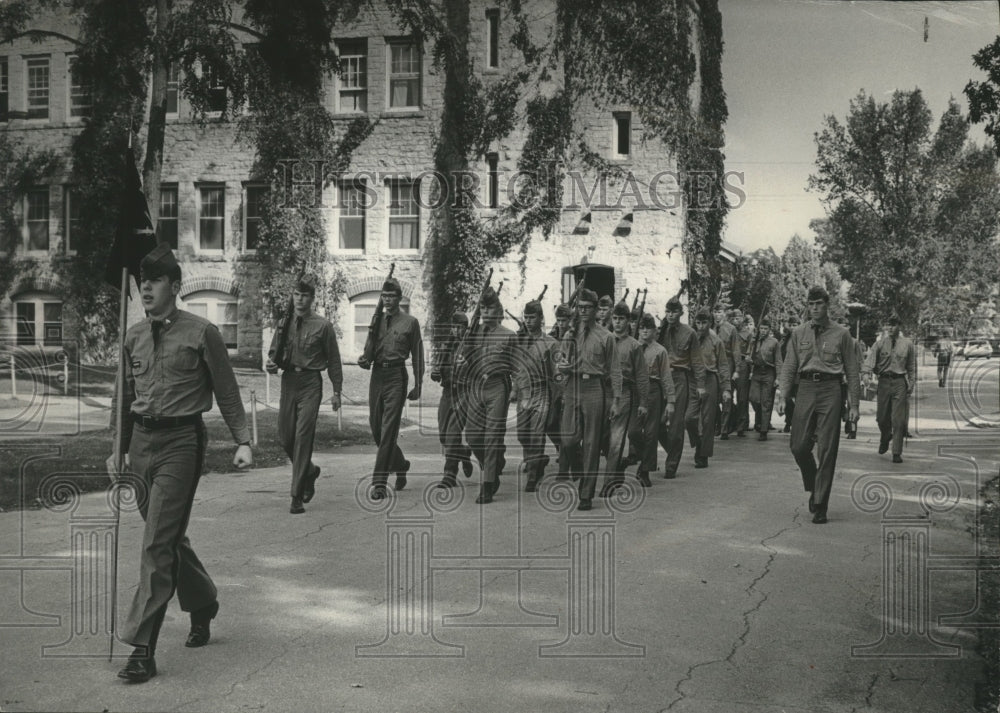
[181,290,238,351]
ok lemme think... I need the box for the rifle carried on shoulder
[271,291,296,371]
[359,262,396,369]
[746,293,770,372]
[454,267,495,376]
[657,279,689,343]
[633,288,648,338]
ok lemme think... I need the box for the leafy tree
[809,90,1000,332]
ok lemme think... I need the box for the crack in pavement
[659,513,802,712]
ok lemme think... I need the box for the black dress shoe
[524,478,538,493]
[118,651,157,682]
[637,470,652,487]
[186,600,219,648]
[475,485,493,504]
[892,454,903,463]
[394,474,407,491]
[812,511,828,524]
[371,486,388,500]
[720,432,729,440]
[878,437,890,455]
[461,459,474,478]
[736,431,746,438]
[489,477,500,496]
[302,465,320,503]
[694,457,708,468]
[436,477,457,489]
[663,470,677,480]
[577,499,592,511]
[783,424,791,433]
[758,432,767,441]
[289,497,305,514]
[808,493,817,514]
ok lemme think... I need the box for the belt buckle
[581,373,591,380]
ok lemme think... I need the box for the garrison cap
[295,273,319,295]
[479,286,501,308]
[806,285,829,303]
[787,315,800,325]
[577,288,599,305]
[665,297,684,314]
[555,303,572,319]
[759,317,771,327]
[630,308,641,321]
[694,307,713,323]
[382,277,403,296]
[139,243,181,281]
[598,295,613,308]
[612,300,631,318]
[523,300,543,317]
[452,311,469,327]
[887,315,900,326]
[639,313,657,329]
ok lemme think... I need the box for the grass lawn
[0,408,376,512]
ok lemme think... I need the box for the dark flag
[104,146,156,288]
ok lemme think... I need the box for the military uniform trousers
[749,367,777,433]
[730,364,751,434]
[279,369,323,498]
[465,376,511,485]
[658,369,697,475]
[876,374,909,457]
[438,381,470,478]
[789,379,843,515]
[717,376,733,435]
[602,387,643,488]
[123,420,216,653]
[936,355,951,388]
[516,384,550,483]
[561,376,608,500]
[688,371,720,459]
[369,365,408,486]
[636,382,663,472]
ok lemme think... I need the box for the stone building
[0,1,713,367]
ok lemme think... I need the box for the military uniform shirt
[614,332,650,409]
[268,312,343,392]
[867,335,916,383]
[562,323,623,399]
[512,330,556,405]
[643,341,676,405]
[752,334,781,372]
[699,329,732,386]
[375,311,423,363]
[118,308,250,449]
[658,321,706,391]
[779,320,861,408]
[467,324,519,380]
[716,320,741,373]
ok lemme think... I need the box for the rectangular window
[26,188,50,251]
[68,55,92,118]
[43,303,62,345]
[158,184,179,249]
[187,300,238,349]
[63,186,81,253]
[15,303,35,345]
[388,40,421,110]
[198,185,225,251]
[166,62,179,115]
[0,58,8,122]
[26,56,50,120]
[613,111,631,158]
[336,39,367,113]
[204,64,226,113]
[244,185,267,251]
[353,301,376,357]
[338,181,366,251]
[487,153,499,209]
[388,180,419,250]
[486,9,500,69]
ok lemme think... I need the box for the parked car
[962,340,992,360]
[0,344,69,383]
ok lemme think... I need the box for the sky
[720,0,1000,256]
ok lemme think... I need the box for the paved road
[0,353,996,712]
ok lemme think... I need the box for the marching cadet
[547,303,573,456]
[558,288,623,510]
[361,277,424,500]
[863,315,916,463]
[841,320,864,439]
[600,300,649,496]
[430,311,474,489]
[657,297,705,478]
[778,286,861,524]
[596,295,614,330]
[779,316,799,432]
[936,331,953,388]
[266,275,342,514]
[635,314,675,485]
[690,308,730,468]
[712,306,740,440]
[730,312,754,437]
[748,317,781,441]
[107,244,253,683]
[463,287,518,504]
[512,300,556,492]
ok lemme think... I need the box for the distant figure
[864,316,916,464]
[936,334,953,388]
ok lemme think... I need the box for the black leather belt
[291,366,321,373]
[879,372,906,379]
[132,413,202,430]
[798,371,841,382]
[671,366,690,373]
[373,359,406,369]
